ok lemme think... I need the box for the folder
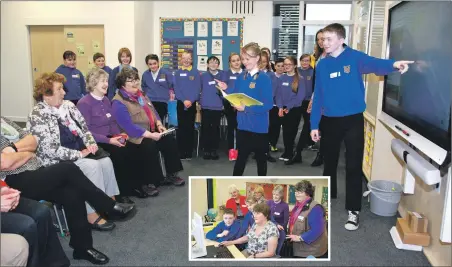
[218,88,263,107]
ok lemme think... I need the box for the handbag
[279,239,294,258]
[85,146,110,160]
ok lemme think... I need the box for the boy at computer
[206,208,240,242]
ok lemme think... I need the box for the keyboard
[216,246,234,258]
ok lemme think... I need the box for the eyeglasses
[294,191,304,195]
[126,78,140,83]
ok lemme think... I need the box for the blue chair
[167,100,178,127]
[40,200,69,237]
[194,122,201,157]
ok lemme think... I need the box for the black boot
[311,152,323,167]
[285,152,302,165]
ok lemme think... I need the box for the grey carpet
[58,142,431,266]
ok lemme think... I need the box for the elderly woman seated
[1,117,134,265]
[225,184,248,220]
[110,67,185,186]
[77,68,166,201]
[267,185,289,232]
[27,72,121,231]
[286,180,328,258]
[220,203,279,258]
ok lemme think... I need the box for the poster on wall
[197,22,208,37]
[212,21,223,36]
[65,30,75,43]
[227,21,239,36]
[76,44,85,56]
[92,40,101,53]
[184,21,195,36]
[197,56,208,71]
[197,40,207,56]
[215,55,223,69]
[212,39,223,54]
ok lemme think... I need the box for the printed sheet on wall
[160,18,244,71]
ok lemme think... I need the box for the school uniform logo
[344,65,351,74]
[189,76,195,81]
[249,82,256,89]
[307,76,311,80]
[160,74,166,79]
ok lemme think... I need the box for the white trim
[23,17,105,26]
[297,1,305,61]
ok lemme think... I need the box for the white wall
[152,1,273,58]
[1,1,135,121]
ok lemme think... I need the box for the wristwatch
[9,142,18,152]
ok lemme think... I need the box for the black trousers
[295,100,315,153]
[268,106,282,147]
[1,197,70,267]
[201,109,222,151]
[320,113,364,211]
[153,101,168,122]
[223,100,237,149]
[282,106,302,157]
[176,100,197,155]
[233,130,269,176]
[5,162,116,250]
[99,142,158,194]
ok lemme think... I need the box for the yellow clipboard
[218,88,263,107]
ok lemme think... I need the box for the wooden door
[29,25,65,83]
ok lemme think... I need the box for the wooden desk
[192,235,246,259]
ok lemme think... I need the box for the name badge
[229,76,237,80]
[249,82,256,89]
[158,78,166,82]
[72,74,80,78]
[298,215,305,221]
[106,113,111,118]
[282,82,289,86]
[208,81,216,85]
[330,72,339,78]
[180,73,187,77]
[242,205,247,208]
[274,212,280,216]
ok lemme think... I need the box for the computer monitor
[191,212,207,258]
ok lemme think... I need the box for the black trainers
[345,211,359,231]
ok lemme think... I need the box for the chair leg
[61,207,70,236]
[53,205,65,237]
[159,152,166,177]
[197,129,200,157]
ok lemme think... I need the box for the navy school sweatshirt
[141,68,173,103]
[275,74,306,110]
[267,72,283,105]
[225,70,273,134]
[310,46,396,130]
[205,220,241,242]
[173,68,201,103]
[107,65,139,100]
[55,65,86,101]
[200,70,227,111]
[102,66,112,76]
[299,67,314,101]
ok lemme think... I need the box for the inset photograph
[189,177,330,261]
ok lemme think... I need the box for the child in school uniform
[206,209,241,242]
[216,43,273,176]
[267,58,285,153]
[224,53,242,161]
[141,54,173,120]
[286,54,315,165]
[199,56,226,160]
[107,47,139,100]
[310,23,413,231]
[173,52,201,160]
[55,50,86,105]
[93,52,112,75]
[276,56,306,162]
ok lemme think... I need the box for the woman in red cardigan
[225,184,249,220]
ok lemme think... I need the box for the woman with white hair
[267,185,289,232]
[225,184,248,220]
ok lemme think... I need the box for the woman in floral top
[220,203,279,258]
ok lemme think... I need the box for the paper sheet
[76,43,85,56]
[65,30,75,43]
[212,39,223,55]
[197,22,208,37]
[212,21,223,36]
[92,40,101,53]
[184,21,195,36]
[227,21,238,36]
[197,56,208,71]
[197,40,207,56]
